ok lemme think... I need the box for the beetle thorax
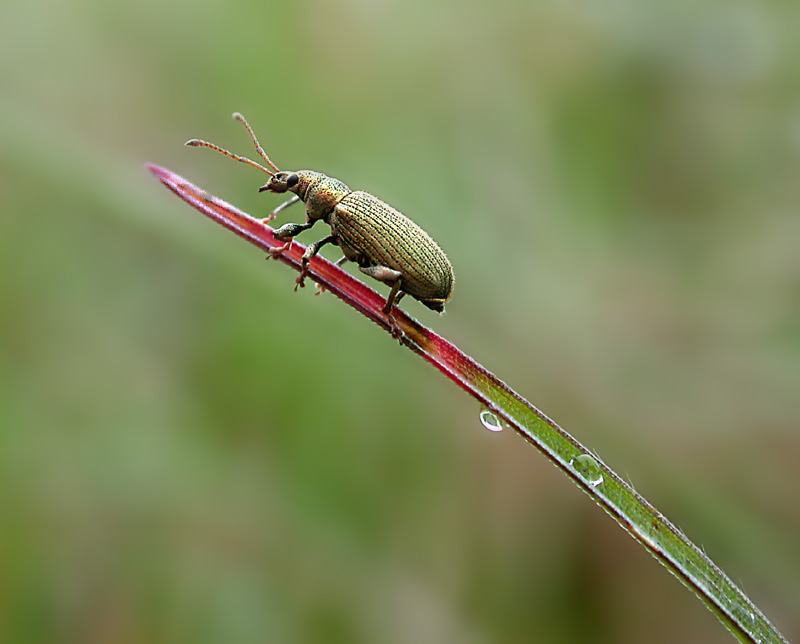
[298,171,351,222]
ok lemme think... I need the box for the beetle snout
[259,172,299,194]
[259,177,288,194]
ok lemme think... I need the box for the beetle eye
[286,173,299,188]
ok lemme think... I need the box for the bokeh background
[1,0,798,642]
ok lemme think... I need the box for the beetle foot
[386,313,404,341]
[294,268,308,291]
[267,241,291,259]
[314,282,327,295]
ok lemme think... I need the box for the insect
[185,113,454,330]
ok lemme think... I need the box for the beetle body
[334,191,453,311]
[187,114,454,320]
[263,169,453,312]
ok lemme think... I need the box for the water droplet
[571,454,604,488]
[479,409,503,432]
[732,602,755,627]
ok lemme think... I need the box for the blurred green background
[1,0,798,642]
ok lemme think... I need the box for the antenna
[185,112,280,176]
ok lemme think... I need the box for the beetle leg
[383,280,405,314]
[382,290,407,339]
[385,287,407,339]
[263,194,300,223]
[358,265,406,338]
[359,265,403,312]
[268,221,315,259]
[296,234,337,290]
[273,220,314,240]
[267,241,292,259]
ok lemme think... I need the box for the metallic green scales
[332,191,454,303]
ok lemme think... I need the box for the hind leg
[359,266,403,313]
[359,265,406,338]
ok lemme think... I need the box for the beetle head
[261,171,350,222]
[259,170,321,200]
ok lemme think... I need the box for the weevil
[185,113,454,331]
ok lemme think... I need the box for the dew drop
[571,454,604,488]
[479,409,503,432]
[732,602,755,627]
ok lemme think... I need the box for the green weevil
[186,113,454,327]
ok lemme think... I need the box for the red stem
[146,164,557,432]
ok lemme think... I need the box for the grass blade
[148,163,789,644]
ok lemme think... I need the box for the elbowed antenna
[185,112,280,176]
[232,113,280,174]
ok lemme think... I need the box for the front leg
[262,194,300,224]
[274,221,314,240]
[268,220,316,259]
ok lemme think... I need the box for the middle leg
[296,234,337,290]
